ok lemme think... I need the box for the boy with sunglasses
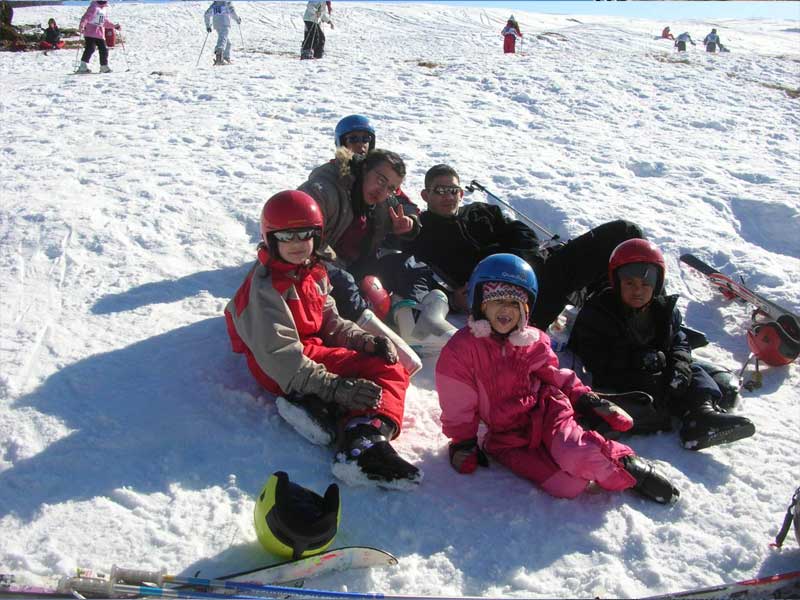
[405,164,644,330]
[225,190,421,488]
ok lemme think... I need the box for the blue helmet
[467,253,538,317]
[334,115,375,150]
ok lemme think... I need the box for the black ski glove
[577,392,634,432]
[448,437,489,474]
[635,350,667,373]
[352,334,398,365]
[332,377,382,411]
[206,26,212,32]
[669,351,693,393]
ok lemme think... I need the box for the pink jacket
[80,2,116,40]
[436,321,591,453]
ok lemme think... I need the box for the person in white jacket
[204,1,241,65]
[301,1,333,60]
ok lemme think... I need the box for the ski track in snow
[1,2,799,598]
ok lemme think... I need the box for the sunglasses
[344,134,373,145]
[429,185,462,196]
[272,229,318,242]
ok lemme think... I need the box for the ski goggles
[343,134,374,145]
[429,185,463,196]
[272,228,319,243]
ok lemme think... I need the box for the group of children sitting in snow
[224,114,756,505]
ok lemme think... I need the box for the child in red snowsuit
[225,190,421,488]
[501,16,521,54]
[40,19,65,50]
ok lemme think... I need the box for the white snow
[1,2,799,598]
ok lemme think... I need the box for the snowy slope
[1,2,799,598]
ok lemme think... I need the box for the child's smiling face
[482,299,521,335]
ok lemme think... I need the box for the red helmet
[260,190,323,241]
[608,238,666,295]
[746,313,800,367]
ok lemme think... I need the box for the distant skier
[436,253,680,505]
[703,28,725,53]
[77,0,120,74]
[302,0,333,60]
[204,1,241,66]
[661,26,675,41]
[501,15,522,54]
[225,190,422,488]
[40,18,64,50]
[674,31,695,52]
[569,239,756,451]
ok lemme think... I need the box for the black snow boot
[679,396,755,451]
[622,455,680,505]
[276,393,339,446]
[333,418,421,488]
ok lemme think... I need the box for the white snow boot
[76,61,91,74]
[393,290,457,357]
[99,65,111,73]
[356,309,422,377]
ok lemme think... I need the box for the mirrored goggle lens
[431,185,462,196]
[273,229,318,242]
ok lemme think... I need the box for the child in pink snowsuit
[435,253,680,504]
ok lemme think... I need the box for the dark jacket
[404,203,545,288]
[568,290,691,405]
[44,24,61,45]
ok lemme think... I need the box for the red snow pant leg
[503,35,516,53]
[243,341,409,436]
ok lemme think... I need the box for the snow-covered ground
[1,2,799,598]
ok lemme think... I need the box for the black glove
[353,334,398,365]
[448,437,489,474]
[635,350,667,373]
[669,352,693,393]
[206,26,212,33]
[332,377,382,411]
[577,392,634,432]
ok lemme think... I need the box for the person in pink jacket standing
[77,0,120,74]
[435,253,680,504]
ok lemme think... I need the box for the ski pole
[119,31,129,72]
[238,21,244,50]
[196,30,209,67]
[59,575,264,600]
[104,566,495,600]
[74,34,83,71]
[465,180,562,244]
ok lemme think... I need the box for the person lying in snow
[568,239,755,451]
[435,253,680,504]
[225,190,421,488]
[328,115,453,356]
[402,163,644,330]
[297,148,424,374]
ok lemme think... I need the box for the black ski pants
[531,219,644,329]
[81,36,108,65]
[302,21,325,58]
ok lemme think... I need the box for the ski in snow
[639,569,800,599]
[0,546,397,598]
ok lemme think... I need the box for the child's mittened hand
[669,362,692,392]
[448,438,489,474]
[578,393,634,432]
[372,336,398,365]
[333,377,382,410]
[637,350,666,372]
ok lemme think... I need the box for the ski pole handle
[111,564,166,586]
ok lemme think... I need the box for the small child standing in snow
[78,0,120,73]
[225,190,421,489]
[204,0,241,65]
[501,15,522,54]
[435,253,679,504]
[568,239,755,451]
